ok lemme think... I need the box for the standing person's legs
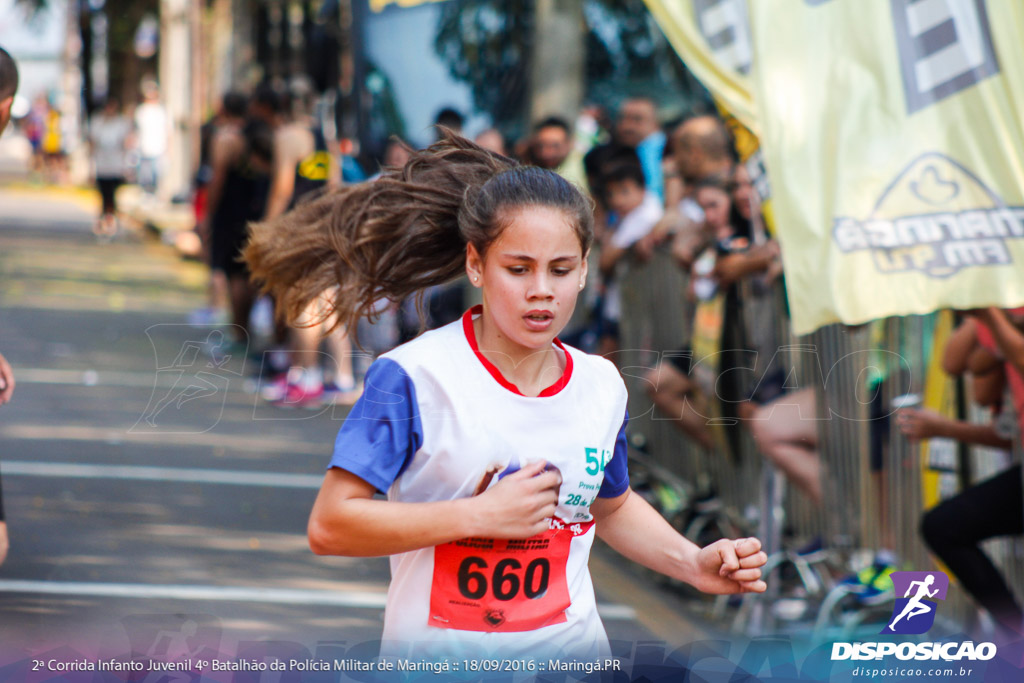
[290,304,321,372]
[293,294,356,388]
[95,177,121,237]
[193,210,229,324]
[921,464,1024,636]
[321,308,356,394]
[264,292,361,406]
[138,156,160,195]
[284,302,324,397]
[207,272,229,321]
[748,388,822,505]
[228,273,254,343]
[212,219,254,345]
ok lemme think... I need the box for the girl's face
[697,186,732,234]
[466,206,587,355]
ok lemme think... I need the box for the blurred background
[0,0,1023,678]
[0,0,707,193]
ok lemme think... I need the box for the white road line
[14,368,203,389]
[596,604,639,620]
[0,425,331,457]
[0,580,386,608]
[0,461,323,489]
[0,580,637,619]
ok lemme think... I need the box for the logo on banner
[882,570,949,634]
[889,0,999,114]
[693,0,752,75]
[832,152,1024,277]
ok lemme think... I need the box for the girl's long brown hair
[243,132,593,334]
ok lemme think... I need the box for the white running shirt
[328,307,630,661]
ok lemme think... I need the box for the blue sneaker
[839,561,896,606]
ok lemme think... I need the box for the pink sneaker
[259,373,290,402]
[272,381,324,409]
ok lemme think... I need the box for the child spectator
[596,162,663,355]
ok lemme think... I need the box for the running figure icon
[888,574,939,631]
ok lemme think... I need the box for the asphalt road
[0,187,711,679]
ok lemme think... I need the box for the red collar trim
[461,305,572,398]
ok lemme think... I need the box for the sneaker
[324,379,362,405]
[794,536,827,563]
[253,349,290,382]
[259,373,290,402]
[272,381,324,409]
[839,560,896,606]
[324,378,357,394]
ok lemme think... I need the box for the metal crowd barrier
[617,247,1024,636]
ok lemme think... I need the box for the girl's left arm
[591,489,767,594]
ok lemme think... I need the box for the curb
[115,185,201,259]
[0,182,100,213]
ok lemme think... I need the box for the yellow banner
[746,0,1024,334]
[712,98,776,237]
[642,0,758,135]
[370,0,448,13]
[920,310,959,512]
[690,286,733,461]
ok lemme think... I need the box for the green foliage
[15,0,48,15]
[433,0,708,136]
[433,0,533,131]
[101,0,160,104]
[583,0,705,111]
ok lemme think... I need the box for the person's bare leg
[101,210,117,236]
[290,318,321,370]
[322,321,354,390]
[645,361,714,450]
[749,388,822,505]
[210,270,229,315]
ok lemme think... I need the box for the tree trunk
[159,0,191,199]
[528,0,585,125]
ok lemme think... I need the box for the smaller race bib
[429,519,593,632]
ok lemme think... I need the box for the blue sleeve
[638,133,666,201]
[328,358,423,494]
[598,409,630,498]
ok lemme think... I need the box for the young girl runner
[244,134,767,661]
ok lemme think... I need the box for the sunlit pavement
[0,186,707,666]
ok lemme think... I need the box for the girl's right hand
[471,460,561,539]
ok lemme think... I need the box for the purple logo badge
[881,570,949,635]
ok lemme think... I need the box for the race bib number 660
[429,520,592,632]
